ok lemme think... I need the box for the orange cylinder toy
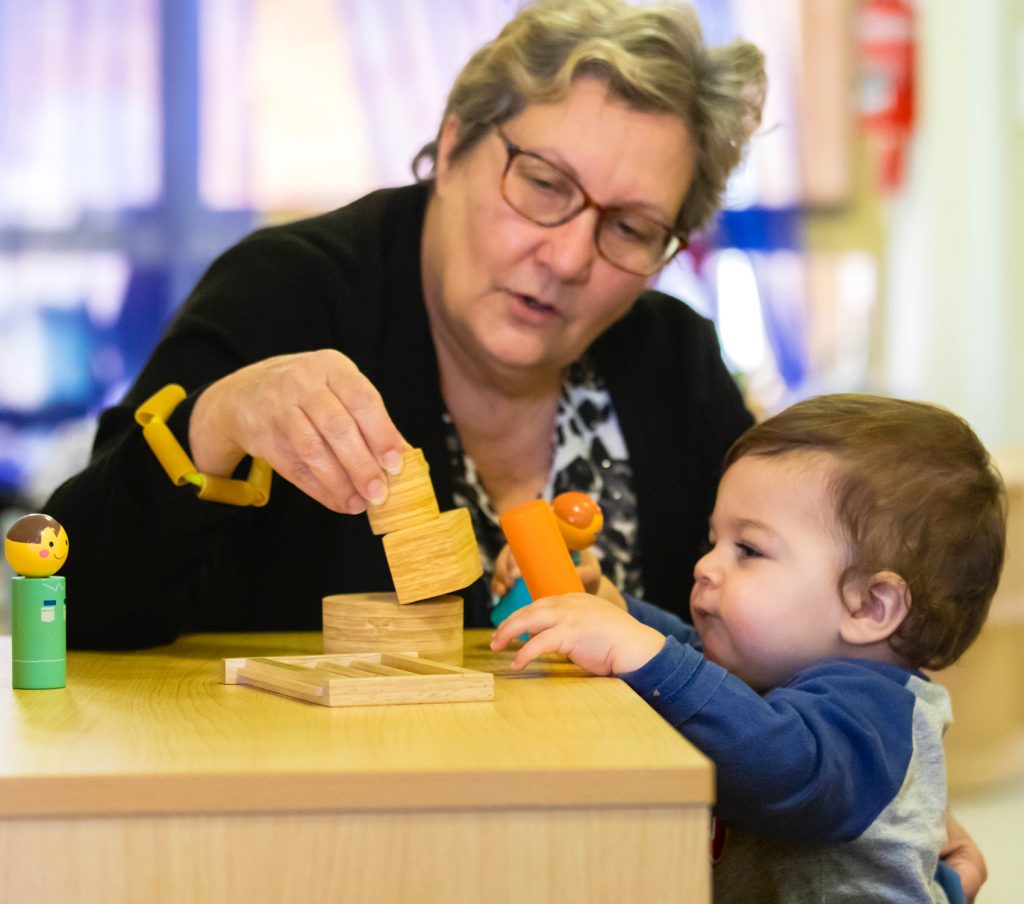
[498,499,584,599]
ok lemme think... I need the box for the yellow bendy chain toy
[134,384,272,506]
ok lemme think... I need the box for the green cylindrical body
[11,575,66,689]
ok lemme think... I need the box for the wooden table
[0,630,712,903]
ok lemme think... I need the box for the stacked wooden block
[226,449,488,706]
[367,448,481,604]
[322,448,482,665]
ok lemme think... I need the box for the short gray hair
[413,0,766,236]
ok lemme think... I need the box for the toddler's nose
[693,548,716,585]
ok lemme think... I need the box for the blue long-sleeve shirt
[621,596,955,903]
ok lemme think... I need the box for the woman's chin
[478,332,565,375]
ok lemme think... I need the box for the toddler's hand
[490,593,664,675]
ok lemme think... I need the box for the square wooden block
[383,508,482,603]
[366,448,440,535]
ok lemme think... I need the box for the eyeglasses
[494,126,687,277]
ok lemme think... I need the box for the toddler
[492,394,1006,903]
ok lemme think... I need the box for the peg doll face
[4,513,69,578]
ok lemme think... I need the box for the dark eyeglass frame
[494,125,688,277]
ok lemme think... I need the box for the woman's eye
[528,175,560,193]
[611,216,657,246]
[518,162,573,198]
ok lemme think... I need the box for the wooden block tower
[323,448,482,664]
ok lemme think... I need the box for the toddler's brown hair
[724,394,1007,669]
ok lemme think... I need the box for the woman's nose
[535,209,597,281]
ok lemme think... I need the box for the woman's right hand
[490,544,521,599]
[189,350,408,514]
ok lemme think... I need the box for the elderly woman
[49,0,763,646]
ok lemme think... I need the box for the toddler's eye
[736,542,761,560]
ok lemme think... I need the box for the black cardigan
[46,184,752,649]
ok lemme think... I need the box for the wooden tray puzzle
[222,651,494,707]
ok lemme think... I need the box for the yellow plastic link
[134,384,272,507]
[195,457,272,506]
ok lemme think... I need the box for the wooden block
[383,508,483,604]
[222,651,494,707]
[322,591,464,664]
[367,448,440,535]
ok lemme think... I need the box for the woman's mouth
[521,294,554,312]
[509,291,559,321]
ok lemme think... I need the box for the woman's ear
[839,571,911,647]
[434,115,462,189]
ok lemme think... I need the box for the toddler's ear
[839,571,911,647]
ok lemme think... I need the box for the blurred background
[0,1,1021,898]
[2,0,1022,509]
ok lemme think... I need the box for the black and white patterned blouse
[444,357,643,609]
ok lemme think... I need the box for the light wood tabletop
[1,629,713,903]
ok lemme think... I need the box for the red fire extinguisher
[858,0,916,192]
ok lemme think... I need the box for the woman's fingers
[301,385,385,506]
[941,812,987,902]
[491,546,524,596]
[189,350,408,513]
[325,354,406,474]
[492,546,512,596]
[271,404,362,512]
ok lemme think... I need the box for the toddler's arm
[623,642,926,845]
[492,592,919,846]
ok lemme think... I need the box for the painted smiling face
[4,513,70,578]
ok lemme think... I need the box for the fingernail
[382,450,403,475]
[366,478,387,506]
[348,494,368,514]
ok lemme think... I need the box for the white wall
[885,0,1023,447]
